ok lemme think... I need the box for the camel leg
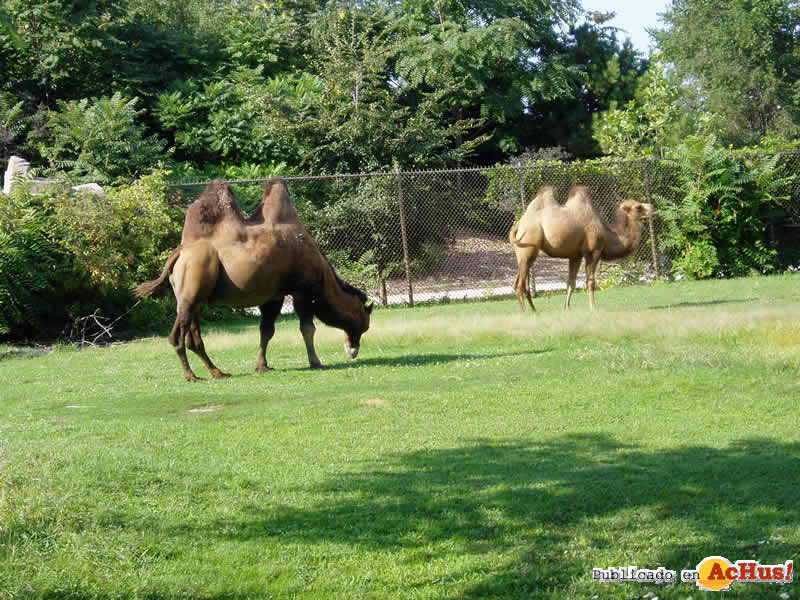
[185,318,230,378]
[255,299,284,372]
[513,248,539,313]
[565,257,581,310]
[513,273,526,311]
[167,242,220,382]
[293,297,326,369]
[168,301,203,382]
[585,253,601,311]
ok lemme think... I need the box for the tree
[267,3,487,173]
[395,0,584,160]
[0,7,22,49]
[592,59,697,159]
[530,18,648,157]
[655,0,800,146]
[1,0,127,102]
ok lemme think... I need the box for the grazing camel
[134,178,373,381]
[509,185,655,312]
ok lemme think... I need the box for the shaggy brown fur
[134,178,373,381]
[509,185,655,312]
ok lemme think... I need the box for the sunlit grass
[1,274,799,599]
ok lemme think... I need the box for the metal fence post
[643,160,661,279]
[396,172,414,307]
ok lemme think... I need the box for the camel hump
[260,177,300,224]
[529,185,558,211]
[181,180,246,242]
[565,185,592,206]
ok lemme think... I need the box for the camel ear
[366,302,374,314]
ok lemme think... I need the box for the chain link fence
[172,156,800,308]
[769,152,800,269]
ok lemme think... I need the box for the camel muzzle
[345,343,359,359]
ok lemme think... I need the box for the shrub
[658,137,790,278]
[45,170,182,323]
[36,92,171,184]
[0,191,73,339]
[0,91,30,171]
[0,171,182,342]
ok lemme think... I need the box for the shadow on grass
[172,349,552,380]
[284,349,553,371]
[179,434,799,598]
[647,298,757,311]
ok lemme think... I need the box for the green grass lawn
[1,275,799,599]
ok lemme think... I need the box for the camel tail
[509,222,535,248]
[132,246,182,298]
[509,222,523,246]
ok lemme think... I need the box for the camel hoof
[254,365,274,373]
[310,363,329,370]
[211,370,231,379]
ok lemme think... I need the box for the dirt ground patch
[377,228,568,297]
[188,404,224,413]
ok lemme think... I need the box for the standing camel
[509,185,655,312]
[133,178,373,381]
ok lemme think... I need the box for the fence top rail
[167,158,670,188]
[168,150,800,188]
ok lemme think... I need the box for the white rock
[3,155,30,194]
[71,182,106,198]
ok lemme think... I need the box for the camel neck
[313,264,364,330]
[602,210,643,261]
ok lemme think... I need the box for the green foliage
[655,0,800,146]
[305,175,452,288]
[46,170,181,290]
[395,0,589,159]
[284,4,487,173]
[593,61,697,159]
[0,92,29,170]
[308,177,406,279]
[0,171,182,342]
[37,93,171,184]
[532,22,648,157]
[0,7,23,49]
[658,136,790,278]
[325,249,381,294]
[156,73,264,164]
[219,4,310,75]
[155,67,320,167]
[2,0,224,103]
[0,191,72,339]
[0,0,660,172]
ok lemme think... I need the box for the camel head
[323,272,373,360]
[619,199,656,221]
[343,299,373,359]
